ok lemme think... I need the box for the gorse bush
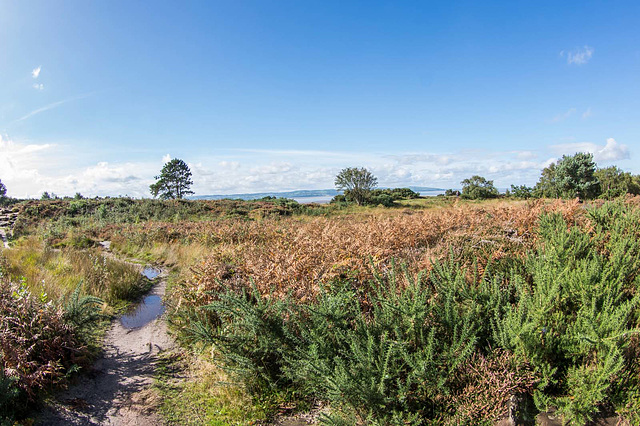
[178,200,640,424]
[495,204,640,423]
[189,262,537,424]
[287,264,488,424]
[63,281,105,334]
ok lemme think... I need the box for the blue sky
[1,0,638,197]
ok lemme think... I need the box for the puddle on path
[119,266,164,329]
[142,267,160,280]
[120,295,165,329]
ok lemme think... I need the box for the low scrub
[175,199,581,304]
[0,276,102,423]
[179,262,538,424]
[173,200,640,424]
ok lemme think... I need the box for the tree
[334,167,378,205]
[533,162,559,198]
[509,184,533,199]
[150,158,194,200]
[535,153,599,200]
[555,152,599,199]
[0,179,6,198]
[594,166,640,199]
[460,175,499,200]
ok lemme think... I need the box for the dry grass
[105,199,585,308]
[0,236,146,306]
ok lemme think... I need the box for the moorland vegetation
[1,152,640,424]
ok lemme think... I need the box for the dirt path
[37,261,174,425]
[0,228,9,249]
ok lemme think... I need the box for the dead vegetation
[162,199,584,305]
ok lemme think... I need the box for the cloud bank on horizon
[0,135,632,198]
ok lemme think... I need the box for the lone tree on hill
[460,175,499,199]
[150,158,194,200]
[335,167,378,205]
[0,179,6,198]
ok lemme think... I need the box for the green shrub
[509,184,533,199]
[368,192,394,207]
[496,205,640,423]
[179,200,640,424]
[0,365,21,425]
[461,176,499,200]
[195,262,533,423]
[63,282,105,334]
[195,283,298,395]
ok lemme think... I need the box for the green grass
[154,351,268,425]
[1,235,150,309]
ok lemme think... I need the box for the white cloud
[250,162,295,175]
[595,138,630,162]
[551,107,576,123]
[31,66,41,78]
[162,154,171,163]
[218,161,240,170]
[6,137,617,198]
[551,138,630,163]
[32,83,44,90]
[563,46,594,65]
[513,150,538,160]
[387,153,453,166]
[235,148,348,158]
[582,107,592,119]
[0,136,58,197]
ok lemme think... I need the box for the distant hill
[191,187,445,201]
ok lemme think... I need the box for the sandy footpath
[37,269,173,425]
[0,228,9,249]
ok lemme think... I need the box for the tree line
[455,152,640,200]
[1,152,637,204]
[334,152,640,205]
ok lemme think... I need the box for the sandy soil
[37,269,174,425]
